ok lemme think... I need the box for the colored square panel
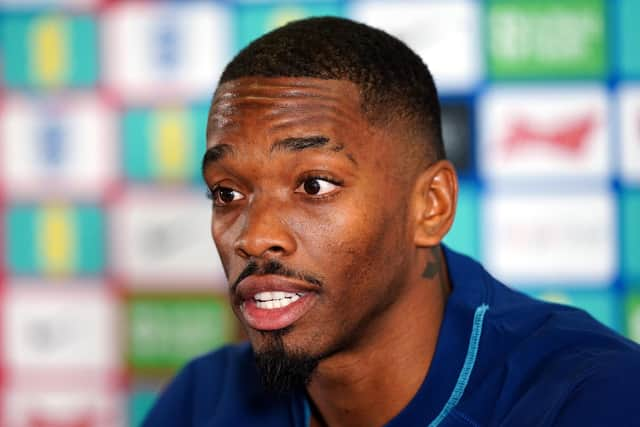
[530,289,620,332]
[0,94,117,198]
[479,86,610,181]
[130,390,157,427]
[234,2,344,52]
[625,293,640,343]
[617,0,640,78]
[622,190,640,282]
[122,105,208,184]
[443,181,480,261]
[349,0,482,93]
[127,295,234,371]
[5,204,105,276]
[2,287,119,372]
[110,190,226,289]
[483,190,616,287]
[618,85,640,185]
[102,2,231,102]
[1,13,97,88]
[441,100,474,175]
[486,0,606,79]
[2,388,124,427]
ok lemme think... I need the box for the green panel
[130,391,157,427]
[75,206,105,274]
[532,290,620,332]
[128,297,233,370]
[487,0,606,79]
[234,2,344,52]
[6,206,37,274]
[2,15,31,87]
[622,190,640,283]
[123,109,154,181]
[619,0,640,78]
[443,182,480,261]
[69,15,98,86]
[625,293,640,342]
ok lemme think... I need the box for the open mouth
[253,291,305,309]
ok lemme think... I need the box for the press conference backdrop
[0,0,639,425]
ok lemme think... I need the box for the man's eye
[295,178,339,196]
[208,187,245,206]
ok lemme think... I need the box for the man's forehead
[206,77,366,143]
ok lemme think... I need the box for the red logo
[503,114,596,155]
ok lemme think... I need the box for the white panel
[349,0,482,93]
[479,86,611,180]
[619,85,640,184]
[483,191,616,286]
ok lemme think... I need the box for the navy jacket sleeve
[553,352,640,426]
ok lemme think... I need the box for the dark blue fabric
[143,248,640,426]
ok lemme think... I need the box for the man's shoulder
[142,342,262,426]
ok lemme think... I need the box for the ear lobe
[413,160,458,247]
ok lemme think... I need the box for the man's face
[203,77,420,362]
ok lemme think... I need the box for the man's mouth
[236,275,319,331]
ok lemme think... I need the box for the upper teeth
[254,291,303,309]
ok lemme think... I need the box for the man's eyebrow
[201,144,234,175]
[270,136,330,153]
[270,136,357,165]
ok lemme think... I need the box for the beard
[253,329,320,394]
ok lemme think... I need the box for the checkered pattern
[0,1,638,425]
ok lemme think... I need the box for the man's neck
[306,247,451,427]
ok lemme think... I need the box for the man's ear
[412,160,458,247]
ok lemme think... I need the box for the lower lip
[240,293,317,331]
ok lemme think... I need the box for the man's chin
[251,329,319,394]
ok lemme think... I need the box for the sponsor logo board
[618,0,640,77]
[102,2,230,101]
[622,190,640,282]
[2,388,124,427]
[5,204,105,276]
[122,105,208,184]
[441,101,473,174]
[0,94,116,198]
[2,288,119,372]
[618,85,640,184]
[110,190,225,288]
[479,86,610,180]
[2,13,97,88]
[483,191,616,286]
[127,295,233,371]
[234,3,344,52]
[487,0,606,78]
[625,293,640,343]
[349,0,481,93]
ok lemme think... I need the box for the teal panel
[234,2,344,52]
[123,109,153,181]
[619,0,640,77]
[6,206,37,273]
[622,190,640,282]
[443,182,479,261]
[75,206,105,274]
[130,391,157,427]
[2,15,30,87]
[69,15,98,86]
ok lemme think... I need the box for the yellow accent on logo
[152,109,192,180]
[267,8,307,31]
[29,16,69,86]
[37,206,75,275]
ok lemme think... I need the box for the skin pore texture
[203,76,458,427]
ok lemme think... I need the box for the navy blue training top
[143,248,640,426]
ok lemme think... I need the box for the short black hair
[214,16,445,162]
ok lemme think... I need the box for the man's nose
[233,196,297,259]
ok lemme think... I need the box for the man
[144,17,640,426]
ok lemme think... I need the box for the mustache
[231,259,324,293]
